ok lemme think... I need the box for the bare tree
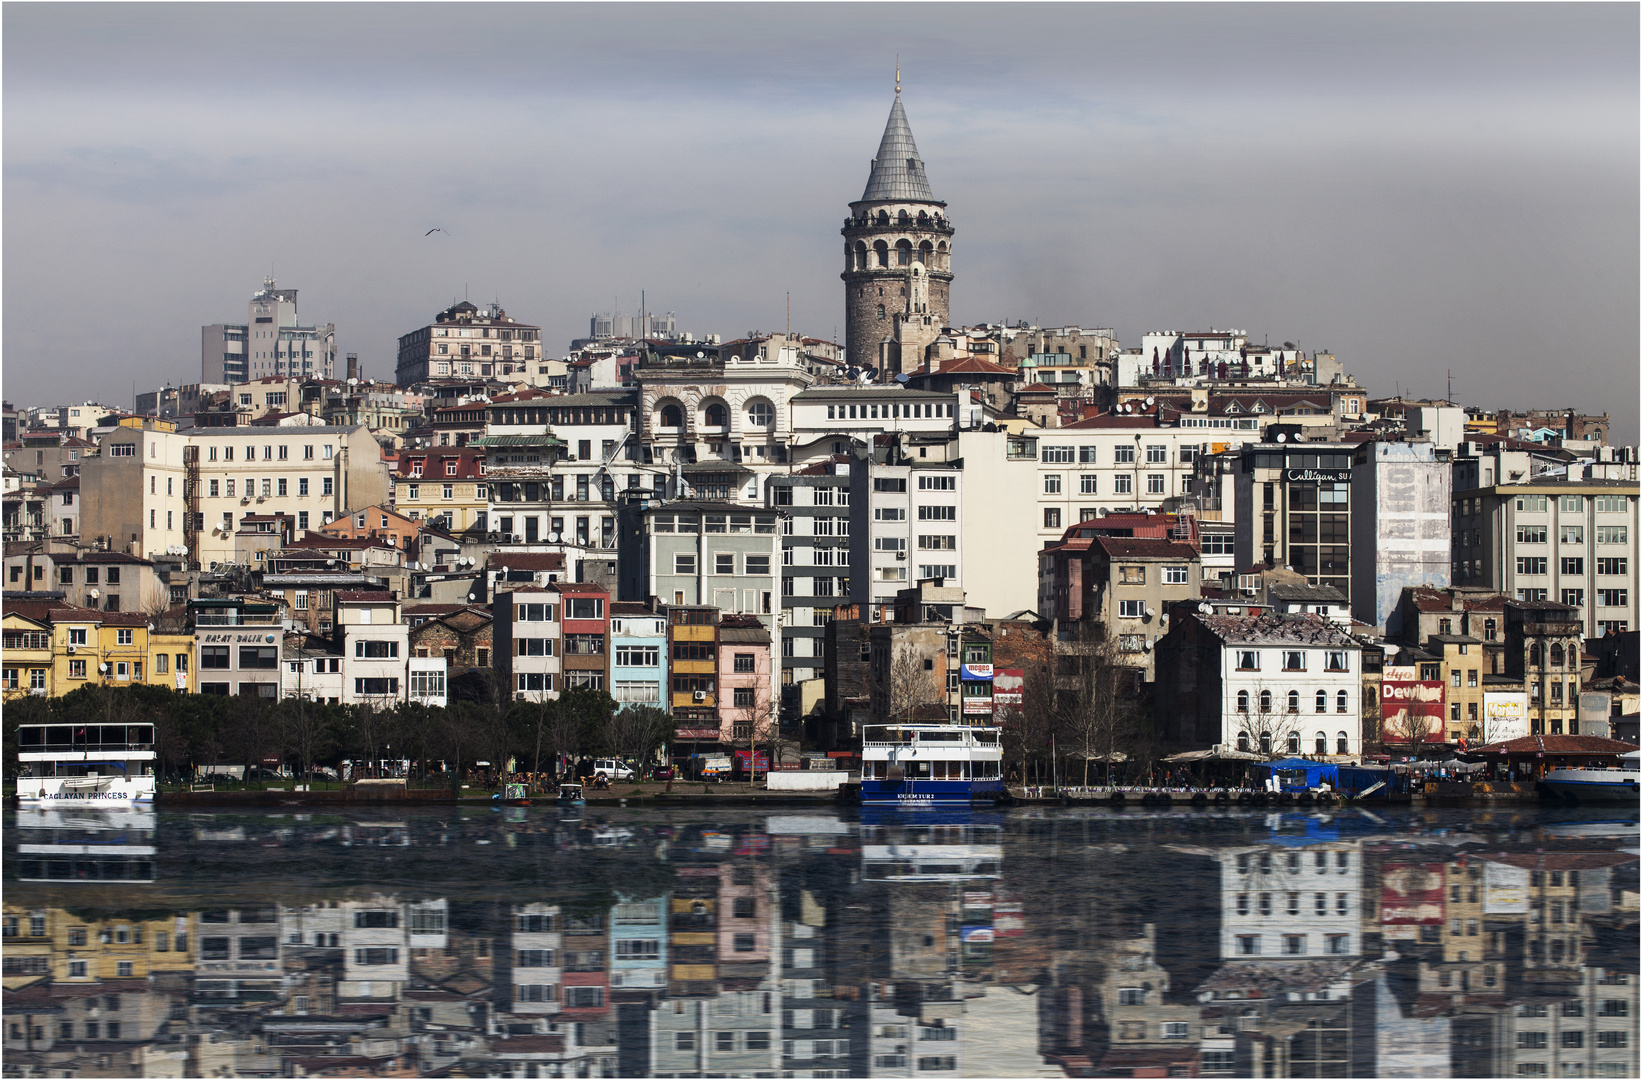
[1054,634,1142,788]
[873,644,947,725]
[1233,682,1305,759]
[606,705,673,774]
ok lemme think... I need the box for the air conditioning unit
[511,534,522,543]
[693,691,706,702]
[895,551,906,560]
[488,531,501,541]
[66,644,77,654]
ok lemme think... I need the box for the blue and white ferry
[14,722,157,806]
[1540,750,1640,804]
[859,724,1006,806]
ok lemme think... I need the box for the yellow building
[148,630,196,693]
[392,447,489,536]
[3,602,192,699]
[1428,633,1488,743]
[2,608,55,698]
[1,906,192,987]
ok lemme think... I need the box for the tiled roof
[1092,537,1199,560]
[1197,611,1359,647]
[1469,734,1638,755]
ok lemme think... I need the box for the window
[1080,473,1097,494]
[1597,589,1629,606]
[354,947,399,966]
[675,554,696,575]
[353,677,399,696]
[1163,565,1188,585]
[1043,507,1061,529]
[1114,445,1135,464]
[1518,557,1548,575]
[917,475,957,491]
[1113,475,1132,494]
[1597,525,1629,544]
[1117,600,1144,619]
[1043,473,1061,494]
[1517,525,1548,544]
[715,553,735,574]
[874,477,907,493]
[1597,557,1628,575]
[1561,556,1585,575]
[1237,650,1259,671]
[1284,650,1306,671]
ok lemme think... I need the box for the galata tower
[841,79,952,373]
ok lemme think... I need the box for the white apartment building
[338,898,409,1001]
[848,452,964,618]
[1216,842,1365,962]
[1453,451,1638,640]
[395,300,542,386]
[494,587,563,701]
[954,421,1253,619]
[771,468,853,684]
[1155,612,1364,758]
[510,902,563,1015]
[338,593,412,706]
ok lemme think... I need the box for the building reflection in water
[2,807,1636,1078]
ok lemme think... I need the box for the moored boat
[1540,750,1641,804]
[859,724,1006,806]
[15,722,156,807]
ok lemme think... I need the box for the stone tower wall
[841,201,953,371]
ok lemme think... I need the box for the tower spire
[895,56,900,96]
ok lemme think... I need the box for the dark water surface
[4,804,1637,1078]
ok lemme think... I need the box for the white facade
[1215,630,1363,758]
[510,902,563,1015]
[339,596,411,706]
[339,898,409,1000]
[849,457,963,615]
[1217,842,1365,961]
[496,587,563,702]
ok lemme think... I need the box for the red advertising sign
[993,669,1024,707]
[734,750,771,772]
[1381,863,1446,924]
[1380,666,1446,743]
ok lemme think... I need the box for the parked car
[650,765,676,782]
[592,758,636,781]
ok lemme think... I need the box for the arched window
[1366,686,1377,706]
[659,403,682,428]
[876,304,886,319]
[896,239,913,266]
[1260,733,1273,755]
[1259,690,1273,713]
[1337,732,1349,755]
[746,400,774,428]
[1549,644,1564,667]
[1287,732,1301,755]
[875,210,889,226]
[854,242,868,270]
[918,241,932,264]
[703,402,727,428]
[1237,690,1249,712]
[1336,690,1348,713]
[1237,732,1250,752]
[1316,732,1327,755]
[917,210,928,225]
[874,240,889,268]
[1568,645,1577,667]
[1287,690,1300,713]
[1529,643,1542,667]
[1315,690,1328,713]
[897,210,910,225]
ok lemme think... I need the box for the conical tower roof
[860,95,935,202]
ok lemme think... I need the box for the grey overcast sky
[5,4,1637,439]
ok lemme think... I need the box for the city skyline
[3,5,1637,439]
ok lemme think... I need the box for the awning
[1164,748,1263,763]
[469,434,565,448]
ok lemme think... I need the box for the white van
[592,759,636,781]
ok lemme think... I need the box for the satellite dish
[99,663,111,674]
[1146,396,1155,406]
[549,532,561,543]
[845,367,859,379]
[695,351,705,359]
[895,373,910,384]
[1276,432,1287,442]
[88,589,100,599]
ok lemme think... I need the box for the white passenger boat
[13,807,158,882]
[859,724,1006,806]
[1540,750,1640,804]
[14,722,157,806]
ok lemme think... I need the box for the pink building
[715,615,773,746]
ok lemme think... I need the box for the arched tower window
[897,209,910,225]
[1529,643,1542,667]
[703,402,727,428]
[659,403,682,428]
[918,241,932,264]
[876,210,890,226]
[853,242,868,270]
[874,240,889,268]
[876,304,886,319]
[896,240,912,266]
[1568,645,1577,667]
[1549,644,1564,667]
[917,210,929,225]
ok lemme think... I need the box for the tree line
[1,684,675,785]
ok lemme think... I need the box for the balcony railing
[194,613,283,627]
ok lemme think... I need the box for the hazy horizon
[5,4,1637,439]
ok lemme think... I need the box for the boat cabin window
[17,724,154,749]
[918,730,962,742]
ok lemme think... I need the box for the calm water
[4,804,1637,1078]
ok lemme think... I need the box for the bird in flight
[425,227,449,236]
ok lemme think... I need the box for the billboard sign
[1381,863,1445,924]
[962,697,994,716]
[1482,693,1530,743]
[960,663,994,681]
[992,669,1024,706]
[1381,666,1446,743]
[1483,862,1528,914]
[734,750,771,772]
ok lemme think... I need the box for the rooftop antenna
[786,292,791,337]
[895,56,900,96]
